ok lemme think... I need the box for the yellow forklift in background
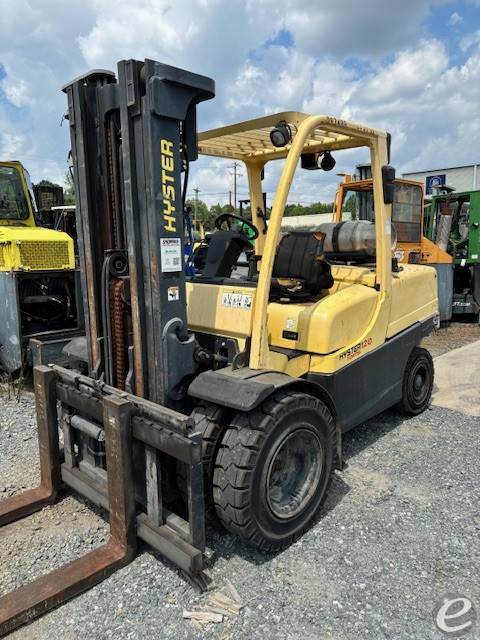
[0,161,81,373]
[0,60,439,635]
[334,170,452,320]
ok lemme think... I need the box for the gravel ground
[421,320,480,358]
[1,335,479,639]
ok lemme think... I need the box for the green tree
[343,194,357,218]
[186,198,217,230]
[64,170,75,205]
[206,202,237,230]
[283,201,334,217]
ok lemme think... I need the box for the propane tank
[317,220,396,257]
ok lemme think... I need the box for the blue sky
[1,0,480,205]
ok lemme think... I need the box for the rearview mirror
[382,165,396,204]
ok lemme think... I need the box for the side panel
[186,282,255,339]
[0,273,22,372]
[420,236,453,265]
[434,263,454,322]
[307,321,425,431]
[268,284,377,354]
[189,321,431,430]
[387,264,438,338]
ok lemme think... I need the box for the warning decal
[160,237,182,272]
[167,286,180,301]
[221,292,252,309]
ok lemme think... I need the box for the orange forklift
[334,166,452,320]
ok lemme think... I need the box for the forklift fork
[0,366,136,637]
[0,365,205,636]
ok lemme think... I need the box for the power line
[193,186,200,224]
[229,161,243,210]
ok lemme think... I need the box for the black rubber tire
[213,390,336,551]
[397,347,434,416]
[176,402,226,514]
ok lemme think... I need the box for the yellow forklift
[334,170,452,320]
[0,161,81,373]
[0,60,438,635]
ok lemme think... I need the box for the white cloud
[350,40,448,108]
[1,79,31,108]
[227,47,316,113]
[449,11,463,26]
[284,0,433,59]
[460,29,480,52]
[78,2,187,66]
[77,0,282,91]
[0,133,26,159]
[0,0,479,204]
[223,36,480,194]
[0,0,96,183]
[346,40,480,172]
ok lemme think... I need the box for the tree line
[186,195,356,231]
[37,176,356,230]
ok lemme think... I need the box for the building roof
[403,163,479,175]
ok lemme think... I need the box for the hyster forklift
[0,59,438,635]
[333,172,453,321]
[0,161,81,373]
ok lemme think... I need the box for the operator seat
[270,231,334,300]
[201,229,251,278]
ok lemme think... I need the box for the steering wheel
[214,213,259,240]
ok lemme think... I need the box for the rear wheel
[397,347,434,415]
[213,390,336,551]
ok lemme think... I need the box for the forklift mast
[0,60,216,636]
[63,60,214,404]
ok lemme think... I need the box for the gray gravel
[1,382,479,639]
[422,321,480,358]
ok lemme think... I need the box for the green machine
[425,187,480,319]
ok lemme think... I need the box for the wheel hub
[266,428,323,519]
[412,364,428,401]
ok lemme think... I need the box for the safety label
[160,237,182,272]
[167,286,179,301]
[221,292,252,309]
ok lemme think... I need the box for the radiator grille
[0,247,5,268]
[18,241,70,270]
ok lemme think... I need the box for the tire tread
[213,390,336,551]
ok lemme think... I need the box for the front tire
[213,390,336,551]
[397,347,434,415]
[176,402,226,515]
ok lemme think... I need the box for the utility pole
[230,161,242,211]
[228,191,232,209]
[193,186,200,225]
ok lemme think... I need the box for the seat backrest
[273,231,333,293]
[202,230,249,278]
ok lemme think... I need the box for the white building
[402,163,480,195]
[281,213,332,230]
